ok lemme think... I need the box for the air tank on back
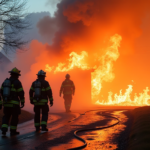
[34,80,41,101]
[3,79,11,102]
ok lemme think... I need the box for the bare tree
[0,0,30,53]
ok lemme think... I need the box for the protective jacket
[60,79,75,97]
[29,79,53,105]
[1,77,25,107]
[1,76,25,133]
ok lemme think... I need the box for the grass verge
[0,109,34,128]
[127,106,150,150]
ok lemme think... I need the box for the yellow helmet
[9,67,21,76]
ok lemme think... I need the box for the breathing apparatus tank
[3,78,11,102]
[34,80,41,101]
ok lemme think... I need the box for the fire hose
[0,110,120,148]
[67,110,120,150]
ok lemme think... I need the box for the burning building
[5,0,150,110]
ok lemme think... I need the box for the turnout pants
[1,105,21,132]
[34,105,49,128]
[63,95,72,112]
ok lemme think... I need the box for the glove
[0,105,2,110]
[20,102,24,108]
[30,100,34,105]
[30,101,34,105]
[30,97,34,105]
[50,101,53,107]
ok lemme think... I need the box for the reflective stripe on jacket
[0,77,25,107]
[29,79,53,105]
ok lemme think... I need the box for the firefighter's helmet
[37,70,46,76]
[9,67,21,76]
[65,74,70,78]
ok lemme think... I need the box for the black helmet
[37,70,46,76]
[9,67,21,76]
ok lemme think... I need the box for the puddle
[50,110,128,150]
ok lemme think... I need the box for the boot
[1,128,7,136]
[66,109,71,113]
[41,126,48,131]
[2,131,6,136]
[36,126,40,132]
[10,131,20,136]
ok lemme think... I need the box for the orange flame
[96,85,150,106]
[91,34,122,101]
[45,34,150,106]
[46,51,90,73]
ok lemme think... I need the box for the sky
[1,0,60,61]
[26,0,60,16]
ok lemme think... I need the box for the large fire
[45,34,150,106]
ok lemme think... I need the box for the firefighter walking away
[29,70,53,132]
[60,74,75,113]
[1,67,25,136]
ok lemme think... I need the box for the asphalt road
[0,106,136,150]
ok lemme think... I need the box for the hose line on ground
[67,110,120,150]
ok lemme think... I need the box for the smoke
[39,0,150,54]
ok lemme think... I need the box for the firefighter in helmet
[1,67,25,136]
[29,70,53,132]
[60,74,75,112]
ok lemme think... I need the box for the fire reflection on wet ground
[50,110,128,150]
[82,111,128,150]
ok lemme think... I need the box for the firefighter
[1,67,25,136]
[60,74,75,112]
[29,70,53,132]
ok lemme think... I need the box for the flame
[96,85,150,106]
[45,34,150,106]
[91,34,122,101]
[46,51,91,73]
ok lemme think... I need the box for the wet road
[0,106,135,150]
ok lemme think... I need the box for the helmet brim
[9,71,21,76]
[36,74,46,77]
